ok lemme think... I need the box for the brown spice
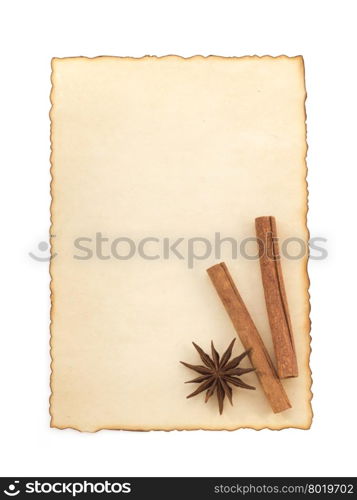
[181,339,255,414]
[207,262,291,413]
[255,216,298,379]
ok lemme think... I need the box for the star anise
[180,339,256,414]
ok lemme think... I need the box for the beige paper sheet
[50,55,312,431]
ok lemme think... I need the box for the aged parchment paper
[50,56,311,431]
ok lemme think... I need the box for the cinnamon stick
[255,216,298,379]
[207,262,291,413]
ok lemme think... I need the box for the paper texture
[50,55,311,431]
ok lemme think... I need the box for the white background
[1,0,356,477]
